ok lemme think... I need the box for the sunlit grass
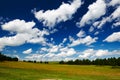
[0,61,120,80]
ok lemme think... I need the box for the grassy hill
[0,61,120,80]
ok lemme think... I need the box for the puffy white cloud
[109,0,120,6]
[95,49,108,57]
[94,31,99,35]
[34,0,82,28]
[79,0,106,27]
[77,30,85,37]
[23,48,32,54]
[25,46,77,61]
[79,49,120,59]
[95,17,110,29]
[62,38,67,43]
[41,47,48,52]
[49,45,59,53]
[25,48,120,61]
[92,6,120,29]
[69,36,75,42]
[113,21,120,27]
[89,26,94,32]
[0,19,50,50]
[58,47,76,57]
[27,28,49,44]
[104,32,120,42]
[25,54,43,61]
[69,36,98,47]
[2,19,35,33]
[79,49,94,58]
[111,6,120,20]
[0,33,29,47]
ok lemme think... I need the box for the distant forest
[0,53,18,61]
[0,52,120,66]
[59,57,120,66]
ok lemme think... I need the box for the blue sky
[0,0,120,61]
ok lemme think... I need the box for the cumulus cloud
[25,47,76,61]
[104,32,120,42]
[113,21,120,27]
[2,19,35,33]
[110,6,120,20]
[49,45,59,53]
[0,19,50,50]
[23,48,32,54]
[93,6,120,29]
[34,0,82,28]
[77,30,85,37]
[79,49,120,59]
[69,36,98,47]
[25,48,120,61]
[58,47,76,57]
[79,49,94,58]
[109,0,120,6]
[79,0,106,27]
[89,26,94,32]
[95,49,108,57]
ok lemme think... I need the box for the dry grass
[0,61,120,80]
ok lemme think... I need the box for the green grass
[0,61,120,80]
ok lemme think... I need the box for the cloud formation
[0,19,50,50]
[79,0,106,27]
[104,32,120,42]
[25,48,120,61]
[69,36,98,47]
[34,0,82,28]
[23,48,32,54]
[79,49,120,59]
[109,0,120,6]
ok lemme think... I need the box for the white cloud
[49,45,59,53]
[89,26,94,32]
[77,30,85,37]
[79,49,94,58]
[94,31,99,35]
[104,32,120,42]
[0,33,28,47]
[41,47,48,52]
[92,6,120,29]
[111,6,120,20]
[95,49,108,57]
[62,38,67,43]
[27,28,49,45]
[79,49,120,59]
[109,0,120,6]
[69,36,98,47]
[113,21,120,27]
[34,0,82,28]
[25,54,43,61]
[79,0,106,27]
[25,46,77,61]
[57,48,76,57]
[0,19,50,50]
[23,48,32,54]
[69,36,75,42]
[96,17,110,29]
[2,19,35,33]
[25,48,120,61]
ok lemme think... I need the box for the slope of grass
[0,61,120,80]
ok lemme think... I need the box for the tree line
[59,57,120,66]
[0,53,18,61]
[23,60,49,64]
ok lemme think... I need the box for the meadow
[0,61,120,80]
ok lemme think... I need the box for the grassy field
[0,61,120,80]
